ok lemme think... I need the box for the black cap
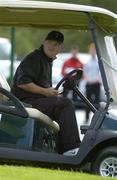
[45,31,64,44]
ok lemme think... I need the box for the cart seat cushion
[25,107,60,132]
[0,72,10,92]
[0,72,10,102]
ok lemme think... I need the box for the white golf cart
[0,0,117,177]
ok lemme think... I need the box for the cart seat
[25,107,59,132]
[0,72,10,102]
[0,72,60,132]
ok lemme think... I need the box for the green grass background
[0,165,116,180]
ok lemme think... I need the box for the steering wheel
[55,68,83,92]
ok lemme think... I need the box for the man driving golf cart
[11,31,81,156]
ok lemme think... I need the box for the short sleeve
[15,52,40,86]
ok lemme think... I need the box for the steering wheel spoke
[55,68,83,91]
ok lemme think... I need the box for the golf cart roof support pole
[10,27,15,85]
[87,13,110,110]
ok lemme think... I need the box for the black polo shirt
[11,46,53,100]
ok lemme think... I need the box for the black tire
[91,146,117,177]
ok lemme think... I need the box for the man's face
[43,40,62,59]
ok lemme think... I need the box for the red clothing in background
[61,57,83,76]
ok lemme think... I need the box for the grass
[0,165,116,180]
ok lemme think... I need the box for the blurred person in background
[61,47,83,101]
[83,43,101,123]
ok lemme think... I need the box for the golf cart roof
[0,0,117,32]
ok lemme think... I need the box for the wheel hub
[108,167,114,174]
[99,157,117,177]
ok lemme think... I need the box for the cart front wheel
[91,147,117,178]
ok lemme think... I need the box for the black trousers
[22,96,81,153]
[85,82,100,120]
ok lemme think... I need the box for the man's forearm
[18,82,47,96]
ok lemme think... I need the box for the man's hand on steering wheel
[55,68,83,93]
